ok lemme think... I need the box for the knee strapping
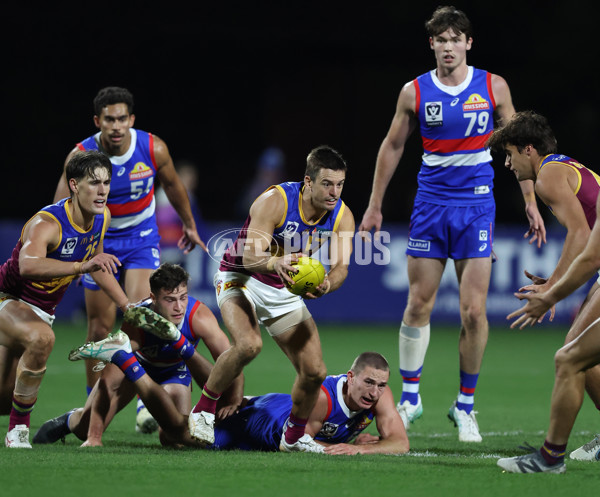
[14,358,46,400]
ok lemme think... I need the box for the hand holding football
[285,257,326,296]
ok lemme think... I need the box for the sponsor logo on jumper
[129,162,153,180]
[79,233,100,245]
[462,94,490,111]
[474,185,490,195]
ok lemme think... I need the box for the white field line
[399,430,596,458]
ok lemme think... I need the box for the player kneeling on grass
[34,263,243,447]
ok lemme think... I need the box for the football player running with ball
[189,145,355,452]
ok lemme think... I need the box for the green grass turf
[2,321,599,496]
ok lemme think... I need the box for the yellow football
[285,257,326,296]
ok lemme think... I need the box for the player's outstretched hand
[506,290,555,329]
[324,442,361,455]
[517,270,556,321]
[523,203,547,248]
[178,227,208,254]
[354,433,380,445]
[357,206,383,242]
[84,253,122,274]
[522,269,547,287]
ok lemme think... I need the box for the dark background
[3,1,595,227]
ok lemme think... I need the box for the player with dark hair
[0,150,129,448]
[188,145,355,452]
[65,336,408,454]
[488,110,600,466]
[358,5,545,442]
[33,263,243,447]
[498,194,600,472]
[53,86,205,433]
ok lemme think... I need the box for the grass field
[2,321,599,496]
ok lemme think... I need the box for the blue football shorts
[406,199,495,259]
[81,230,161,290]
[143,360,192,387]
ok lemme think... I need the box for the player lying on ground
[39,323,408,454]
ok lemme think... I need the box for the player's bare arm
[53,147,80,203]
[153,135,206,253]
[242,189,304,285]
[508,194,600,329]
[492,73,546,247]
[184,351,216,388]
[305,207,355,300]
[324,387,408,455]
[303,388,329,442]
[19,215,91,279]
[88,238,129,312]
[359,81,417,236]
[85,211,129,312]
[530,164,590,290]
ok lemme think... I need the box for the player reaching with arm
[488,111,600,460]
[0,150,130,448]
[497,194,600,472]
[53,87,206,433]
[33,263,243,447]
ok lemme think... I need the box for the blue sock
[399,366,422,405]
[456,370,479,414]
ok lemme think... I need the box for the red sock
[284,413,308,445]
[9,397,36,430]
[192,384,221,414]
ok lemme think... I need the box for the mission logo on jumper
[408,238,430,252]
[61,237,78,256]
[462,94,490,111]
[424,101,443,127]
[130,162,153,180]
